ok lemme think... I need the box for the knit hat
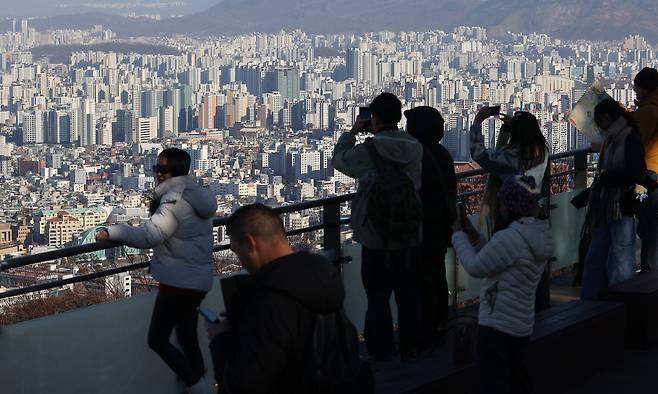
[634,67,658,92]
[497,175,541,218]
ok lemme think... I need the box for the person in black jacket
[207,204,345,394]
[581,99,646,300]
[405,106,458,345]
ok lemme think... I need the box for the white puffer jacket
[107,176,218,292]
[452,218,555,337]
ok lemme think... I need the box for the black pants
[477,325,531,394]
[638,190,658,272]
[417,243,449,343]
[361,246,422,359]
[148,289,206,387]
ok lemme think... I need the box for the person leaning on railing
[95,148,218,394]
[581,99,646,300]
[451,175,554,394]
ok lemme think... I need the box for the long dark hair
[508,112,548,169]
[149,148,191,215]
[594,99,637,132]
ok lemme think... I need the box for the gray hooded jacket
[332,128,423,250]
[107,176,218,292]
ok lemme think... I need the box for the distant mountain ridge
[5,0,658,43]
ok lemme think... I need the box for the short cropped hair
[226,204,286,242]
[159,148,191,177]
[369,92,402,127]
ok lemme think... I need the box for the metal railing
[0,148,592,300]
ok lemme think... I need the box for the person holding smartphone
[452,176,554,394]
[205,204,352,394]
[470,106,552,311]
[96,148,218,394]
[471,106,550,194]
[333,93,424,360]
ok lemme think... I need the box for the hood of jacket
[509,218,554,262]
[154,175,218,219]
[372,128,424,165]
[255,251,345,314]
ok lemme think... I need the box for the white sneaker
[188,377,216,394]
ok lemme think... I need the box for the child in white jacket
[452,175,555,394]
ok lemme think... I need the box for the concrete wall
[0,278,226,394]
[0,267,370,394]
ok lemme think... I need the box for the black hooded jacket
[407,123,458,249]
[210,252,345,394]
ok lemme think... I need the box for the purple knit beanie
[497,175,541,218]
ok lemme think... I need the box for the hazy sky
[0,0,221,19]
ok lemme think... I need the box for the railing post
[323,200,341,266]
[574,150,588,190]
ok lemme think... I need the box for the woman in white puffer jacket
[96,148,217,394]
[452,175,555,394]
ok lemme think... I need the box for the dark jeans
[477,325,531,394]
[361,246,422,359]
[417,243,449,343]
[148,289,206,387]
[638,190,658,272]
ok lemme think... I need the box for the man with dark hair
[208,204,346,393]
[332,92,424,360]
[369,92,403,125]
[634,67,658,272]
[405,106,457,345]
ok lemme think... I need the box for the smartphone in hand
[357,106,372,131]
[457,202,480,240]
[198,307,220,324]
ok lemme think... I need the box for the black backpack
[363,138,423,246]
[301,309,373,394]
